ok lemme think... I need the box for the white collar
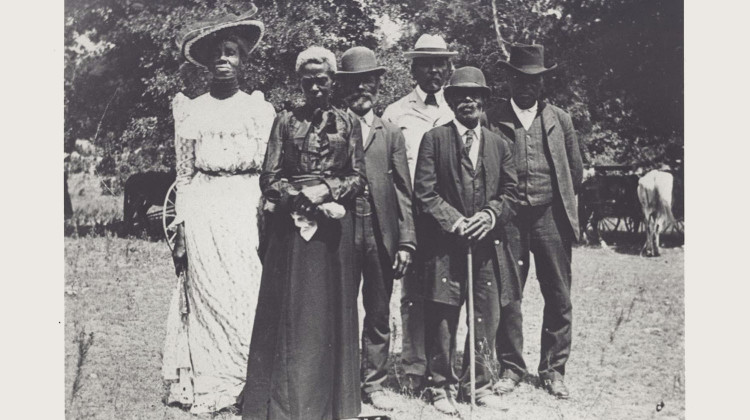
[511,98,538,115]
[511,98,538,131]
[453,119,482,141]
[415,85,445,106]
[348,108,374,127]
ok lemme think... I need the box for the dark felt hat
[176,5,264,67]
[444,66,491,96]
[336,47,386,76]
[498,43,557,75]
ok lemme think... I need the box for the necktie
[360,117,369,144]
[464,129,475,152]
[425,93,438,106]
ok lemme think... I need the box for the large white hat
[177,5,264,67]
[403,34,458,59]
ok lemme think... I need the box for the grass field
[64,174,685,420]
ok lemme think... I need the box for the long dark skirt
[240,211,361,420]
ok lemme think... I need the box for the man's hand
[392,248,413,279]
[462,211,493,242]
[301,184,330,204]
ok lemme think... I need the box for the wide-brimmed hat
[336,46,386,76]
[404,34,458,59]
[444,66,490,96]
[498,43,557,75]
[176,5,264,67]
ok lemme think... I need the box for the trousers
[496,200,573,381]
[424,241,500,399]
[354,197,396,394]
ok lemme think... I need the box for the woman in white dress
[161,9,275,414]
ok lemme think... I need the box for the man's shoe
[542,378,570,399]
[431,396,458,416]
[475,394,507,410]
[365,390,396,411]
[493,376,521,395]
[401,374,424,396]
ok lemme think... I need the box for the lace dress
[162,90,275,414]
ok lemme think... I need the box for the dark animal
[122,170,176,235]
[637,170,675,257]
[578,166,641,244]
[64,171,73,220]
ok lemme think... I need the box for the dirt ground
[64,231,684,420]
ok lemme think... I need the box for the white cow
[637,170,675,257]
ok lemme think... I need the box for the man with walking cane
[413,66,520,415]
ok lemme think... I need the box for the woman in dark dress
[240,46,366,420]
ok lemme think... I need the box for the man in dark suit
[336,46,417,411]
[414,66,519,414]
[486,44,584,399]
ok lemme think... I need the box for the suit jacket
[413,122,520,307]
[363,115,417,259]
[381,88,455,184]
[486,101,583,240]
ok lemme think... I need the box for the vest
[459,137,486,216]
[514,114,554,206]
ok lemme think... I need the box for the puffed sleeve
[248,91,277,167]
[172,93,195,226]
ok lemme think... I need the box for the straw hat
[403,34,458,59]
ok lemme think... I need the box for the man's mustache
[457,102,479,112]
[348,92,375,102]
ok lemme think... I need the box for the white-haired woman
[239,46,365,420]
[161,8,275,414]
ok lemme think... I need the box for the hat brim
[498,61,557,75]
[444,84,491,96]
[404,51,459,59]
[183,20,265,67]
[335,67,387,76]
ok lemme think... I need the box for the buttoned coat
[381,88,455,184]
[486,101,583,240]
[363,116,417,259]
[413,122,521,307]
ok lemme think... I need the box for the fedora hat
[404,34,458,59]
[177,5,264,67]
[498,43,557,75]
[336,46,386,76]
[444,66,490,96]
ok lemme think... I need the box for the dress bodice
[174,91,276,174]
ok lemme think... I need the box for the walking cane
[467,245,476,418]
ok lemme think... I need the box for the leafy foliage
[65,0,683,191]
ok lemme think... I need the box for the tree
[65,0,684,191]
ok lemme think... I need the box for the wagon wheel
[162,181,178,251]
[613,217,623,232]
[671,219,685,235]
[598,217,617,233]
[624,216,642,233]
